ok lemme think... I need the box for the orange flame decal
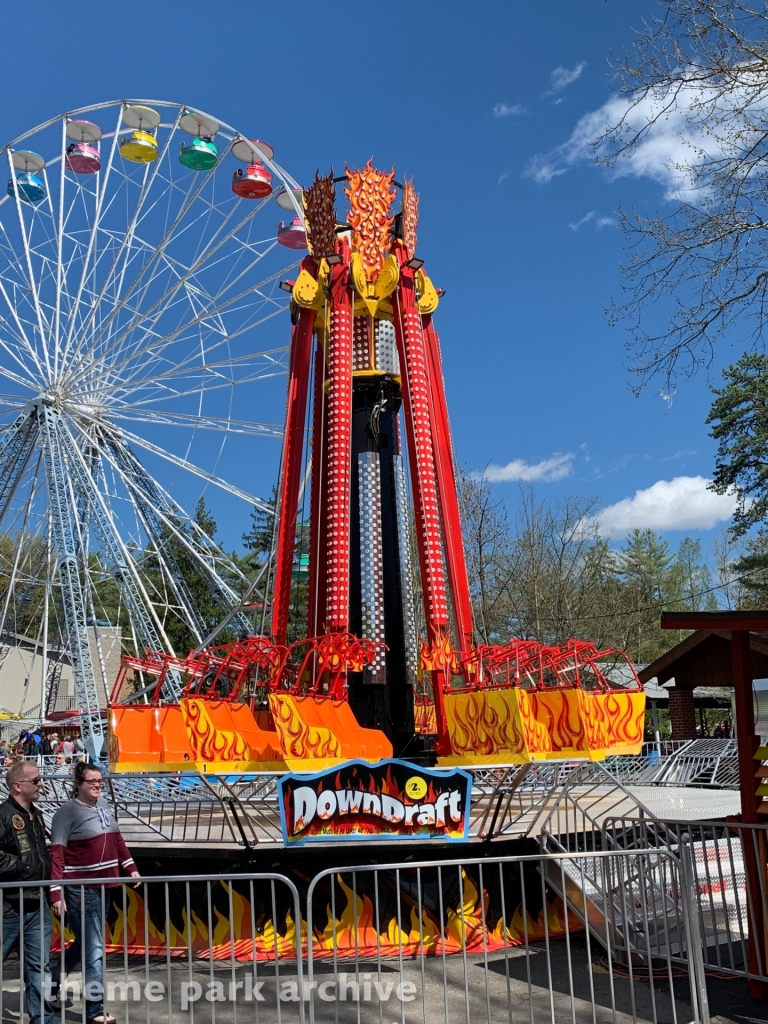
[269,693,342,760]
[345,160,396,282]
[181,699,247,761]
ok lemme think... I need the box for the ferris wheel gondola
[0,99,308,756]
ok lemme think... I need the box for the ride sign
[278,759,472,845]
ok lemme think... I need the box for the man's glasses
[22,777,42,785]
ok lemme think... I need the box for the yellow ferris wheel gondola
[119,105,161,163]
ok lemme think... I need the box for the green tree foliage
[241,487,276,571]
[458,475,719,664]
[708,352,768,536]
[142,495,240,656]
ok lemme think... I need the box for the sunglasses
[22,777,42,785]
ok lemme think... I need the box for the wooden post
[731,628,768,998]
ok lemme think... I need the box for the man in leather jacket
[0,760,55,1024]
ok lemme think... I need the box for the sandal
[87,1016,116,1024]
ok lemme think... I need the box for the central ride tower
[271,164,471,757]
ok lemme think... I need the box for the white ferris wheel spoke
[6,151,53,383]
[71,275,292,397]
[76,191,285,378]
[59,105,123,370]
[117,425,273,512]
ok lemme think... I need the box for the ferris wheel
[0,99,308,756]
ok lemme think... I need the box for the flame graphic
[414,703,437,735]
[604,691,645,754]
[181,699,247,762]
[312,869,575,958]
[420,631,452,672]
[59,869,575,964]
[532,691,587,752]
[269,693,342,760]
[345,161,396,282]
[442,690,549,761]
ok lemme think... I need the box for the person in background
[0,738,9,760]
[56,737,74,759]
[50,763,139,1024]
[73,736,84,756]
[40,736,52,757]
[0,761,54,1024]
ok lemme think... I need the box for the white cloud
[480,453,574,483]
[545,61,587,96]
[493,102,526,118]
[594,476,737,536]
[526,81,759,199]
[569,211,595,231]
[569,211,616,231]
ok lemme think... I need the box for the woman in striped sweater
[50,763,139,1024]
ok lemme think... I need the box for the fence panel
[603,816,768,985]
[305,849,708,1024]
[0,874,304,1024]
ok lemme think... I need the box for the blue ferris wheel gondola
[8,171,46,204]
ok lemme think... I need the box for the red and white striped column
[324,262,354,632]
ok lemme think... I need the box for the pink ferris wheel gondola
[64,120,102,174]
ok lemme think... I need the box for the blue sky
[1,0,741,553]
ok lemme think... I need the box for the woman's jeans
[2,897,55,1024]
[55,888,105,1020]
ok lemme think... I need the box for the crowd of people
[0,758,138,1024]
[0,732,85,765]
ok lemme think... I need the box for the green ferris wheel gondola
[179,137,218,170]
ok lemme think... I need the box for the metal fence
[0,849,710,1024]
[303,849,707,1024]
[603,816,768,985]
[0,874,305,1024]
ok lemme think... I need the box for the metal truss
[38,402,104,756]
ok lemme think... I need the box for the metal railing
[0,874,305,1024]
[0,849,711,1024]
[538,762,768,989]
[32,768,571,849]
[304,849,709,1024]
[603,816,768,985]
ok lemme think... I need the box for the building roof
[639,628,768,686]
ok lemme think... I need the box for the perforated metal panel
[394,454,418,686]
[358,452,387,684]
[375,318,400,375]
[352,315,372,372]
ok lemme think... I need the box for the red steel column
[422,315,474,654]
[306,337,329,637]
[271,302,315,644]
[392,256,451,751]
[324,259,353,632]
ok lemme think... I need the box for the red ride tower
[271,164,469,756]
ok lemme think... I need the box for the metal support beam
[56,417,182,700]
[38,403,104,757]
[271,300,315,644]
